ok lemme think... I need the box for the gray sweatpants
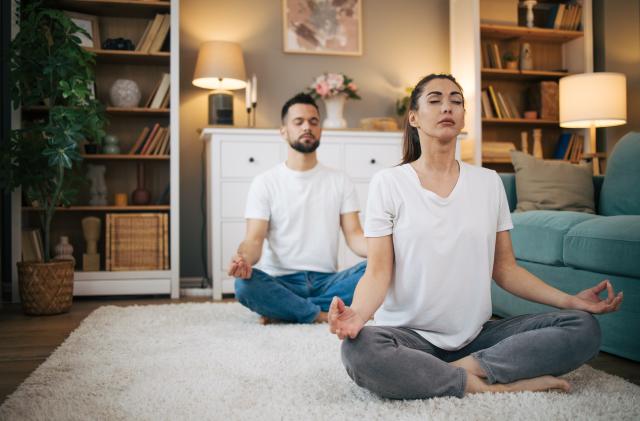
[341,310,601,399]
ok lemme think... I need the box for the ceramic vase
[109,79,141,108]
[322,95,347,129]
[520,43,534,71]
[102,134,121,154]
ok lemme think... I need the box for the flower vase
[322,95,347,129]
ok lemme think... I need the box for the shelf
[480,24,584,43]
[482,157,513,164]
[23,205,170,212]
[23,106,169,116]
[87,48,170,64]
[53,0,170,18]
[82,154,169,160]
[482,118,559,125]
[481,68,569,80]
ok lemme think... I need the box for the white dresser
[201,128,403,300]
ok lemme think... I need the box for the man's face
[281,103,322,154]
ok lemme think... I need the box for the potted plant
[0,1,106,315]
[503,51,519,70]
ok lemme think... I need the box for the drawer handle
[248,157,255,163]
[370,158,376,164]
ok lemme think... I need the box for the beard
[289,133,320,154]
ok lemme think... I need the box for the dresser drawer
[221,142,281,178]
[221,182,251,218]
[221,221,246,269]
[345,144,402,179]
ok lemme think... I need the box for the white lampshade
[559,72,627,128]
[192,41,247,90]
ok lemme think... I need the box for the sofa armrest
[593,175,604,212]
[498,173,517,212]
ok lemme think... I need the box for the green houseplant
[503,51,519,70]
[0,1,106,314]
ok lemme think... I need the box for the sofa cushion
[599,132,640,216]
[510,151,595,213]
[564,215,640,278]
[511,211,598,265]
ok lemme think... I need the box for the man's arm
[340,211,367,257]
[228,219,268,279]
[492,230,622,314]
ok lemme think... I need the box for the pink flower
[315,81,330,97]
[347,82,357,91]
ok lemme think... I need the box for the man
[229,93,367,324]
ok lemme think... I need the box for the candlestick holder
[246,107,252,128]
[251,102,257,127]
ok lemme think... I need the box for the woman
[328,73,623,399]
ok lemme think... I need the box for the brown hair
[400,73,464,165]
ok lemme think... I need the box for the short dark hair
[281,93,319,122]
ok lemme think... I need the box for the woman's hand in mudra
[329,297,366,340]
[571,279,623,314]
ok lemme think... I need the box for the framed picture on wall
[64,11,100,48]
[282,0,362,56]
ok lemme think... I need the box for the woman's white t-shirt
[365,161,513,351]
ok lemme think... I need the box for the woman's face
[408,78,465,141]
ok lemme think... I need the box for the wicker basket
[17,260,74,315]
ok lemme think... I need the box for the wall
[601,0,640,152]
[179,0,450,279]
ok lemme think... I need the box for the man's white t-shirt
[245,162,359,276]
[365,161,513,351]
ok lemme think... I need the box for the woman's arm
[492,231,623,313]
[329,235,394,339]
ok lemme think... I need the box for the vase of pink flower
[307,73,360,129]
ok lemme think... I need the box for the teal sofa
[495,132,640,362]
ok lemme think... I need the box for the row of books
[145,73,170,109]
[136,13,170,53]
[482,141,517,160]
[481,42,510,69]
[546,3,583,31]
[481,86,521,119]
[553,133,584,163]
[128,123,171,155]
[22,228,44,262]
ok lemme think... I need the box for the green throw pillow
[510,151,595,213]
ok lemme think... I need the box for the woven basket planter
[17,260,74,315]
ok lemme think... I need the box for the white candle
[251,74,257,104]
[245,80,251,109]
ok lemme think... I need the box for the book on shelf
[147,73,170,109]
[136,14,170,53]
[553,132,573,159]
[140,123,162,154]
[486,85,503,119]
[128,126,151,154]
[481,90,494,118]
[529,81,559,120]
[21,228,44,262]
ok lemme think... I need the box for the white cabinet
[201,128,402,300]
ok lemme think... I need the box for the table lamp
[559,72,627,174]
[192,41,247,125]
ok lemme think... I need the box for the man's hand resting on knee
[228,254,253,279]
[329,296,366,340]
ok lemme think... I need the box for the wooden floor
[1,297,639,404]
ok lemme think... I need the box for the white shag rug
[1,303,639,421]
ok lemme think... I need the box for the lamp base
[208,91,233,125]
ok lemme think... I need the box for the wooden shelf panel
[87,48,170,64]
[82,154,169,160]
[54,0,170,18]
[480,24,584,43]
[483,118,559,125]
[23,106,169,116]
[23,206,170,212]
[481,68,569,80]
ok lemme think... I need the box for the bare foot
[465,372,571,396]
[314,311,328,323]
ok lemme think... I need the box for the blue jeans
[341,310,601,399]
[235,261,366,323]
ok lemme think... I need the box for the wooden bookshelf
[54,0,170,18]
[482,118,560,125]
[481,68,569,80]
[82,154,170,160]
[88,49,170,64]
[480,23,584,43]
[23,205,170,212]
[14,0,179,299]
